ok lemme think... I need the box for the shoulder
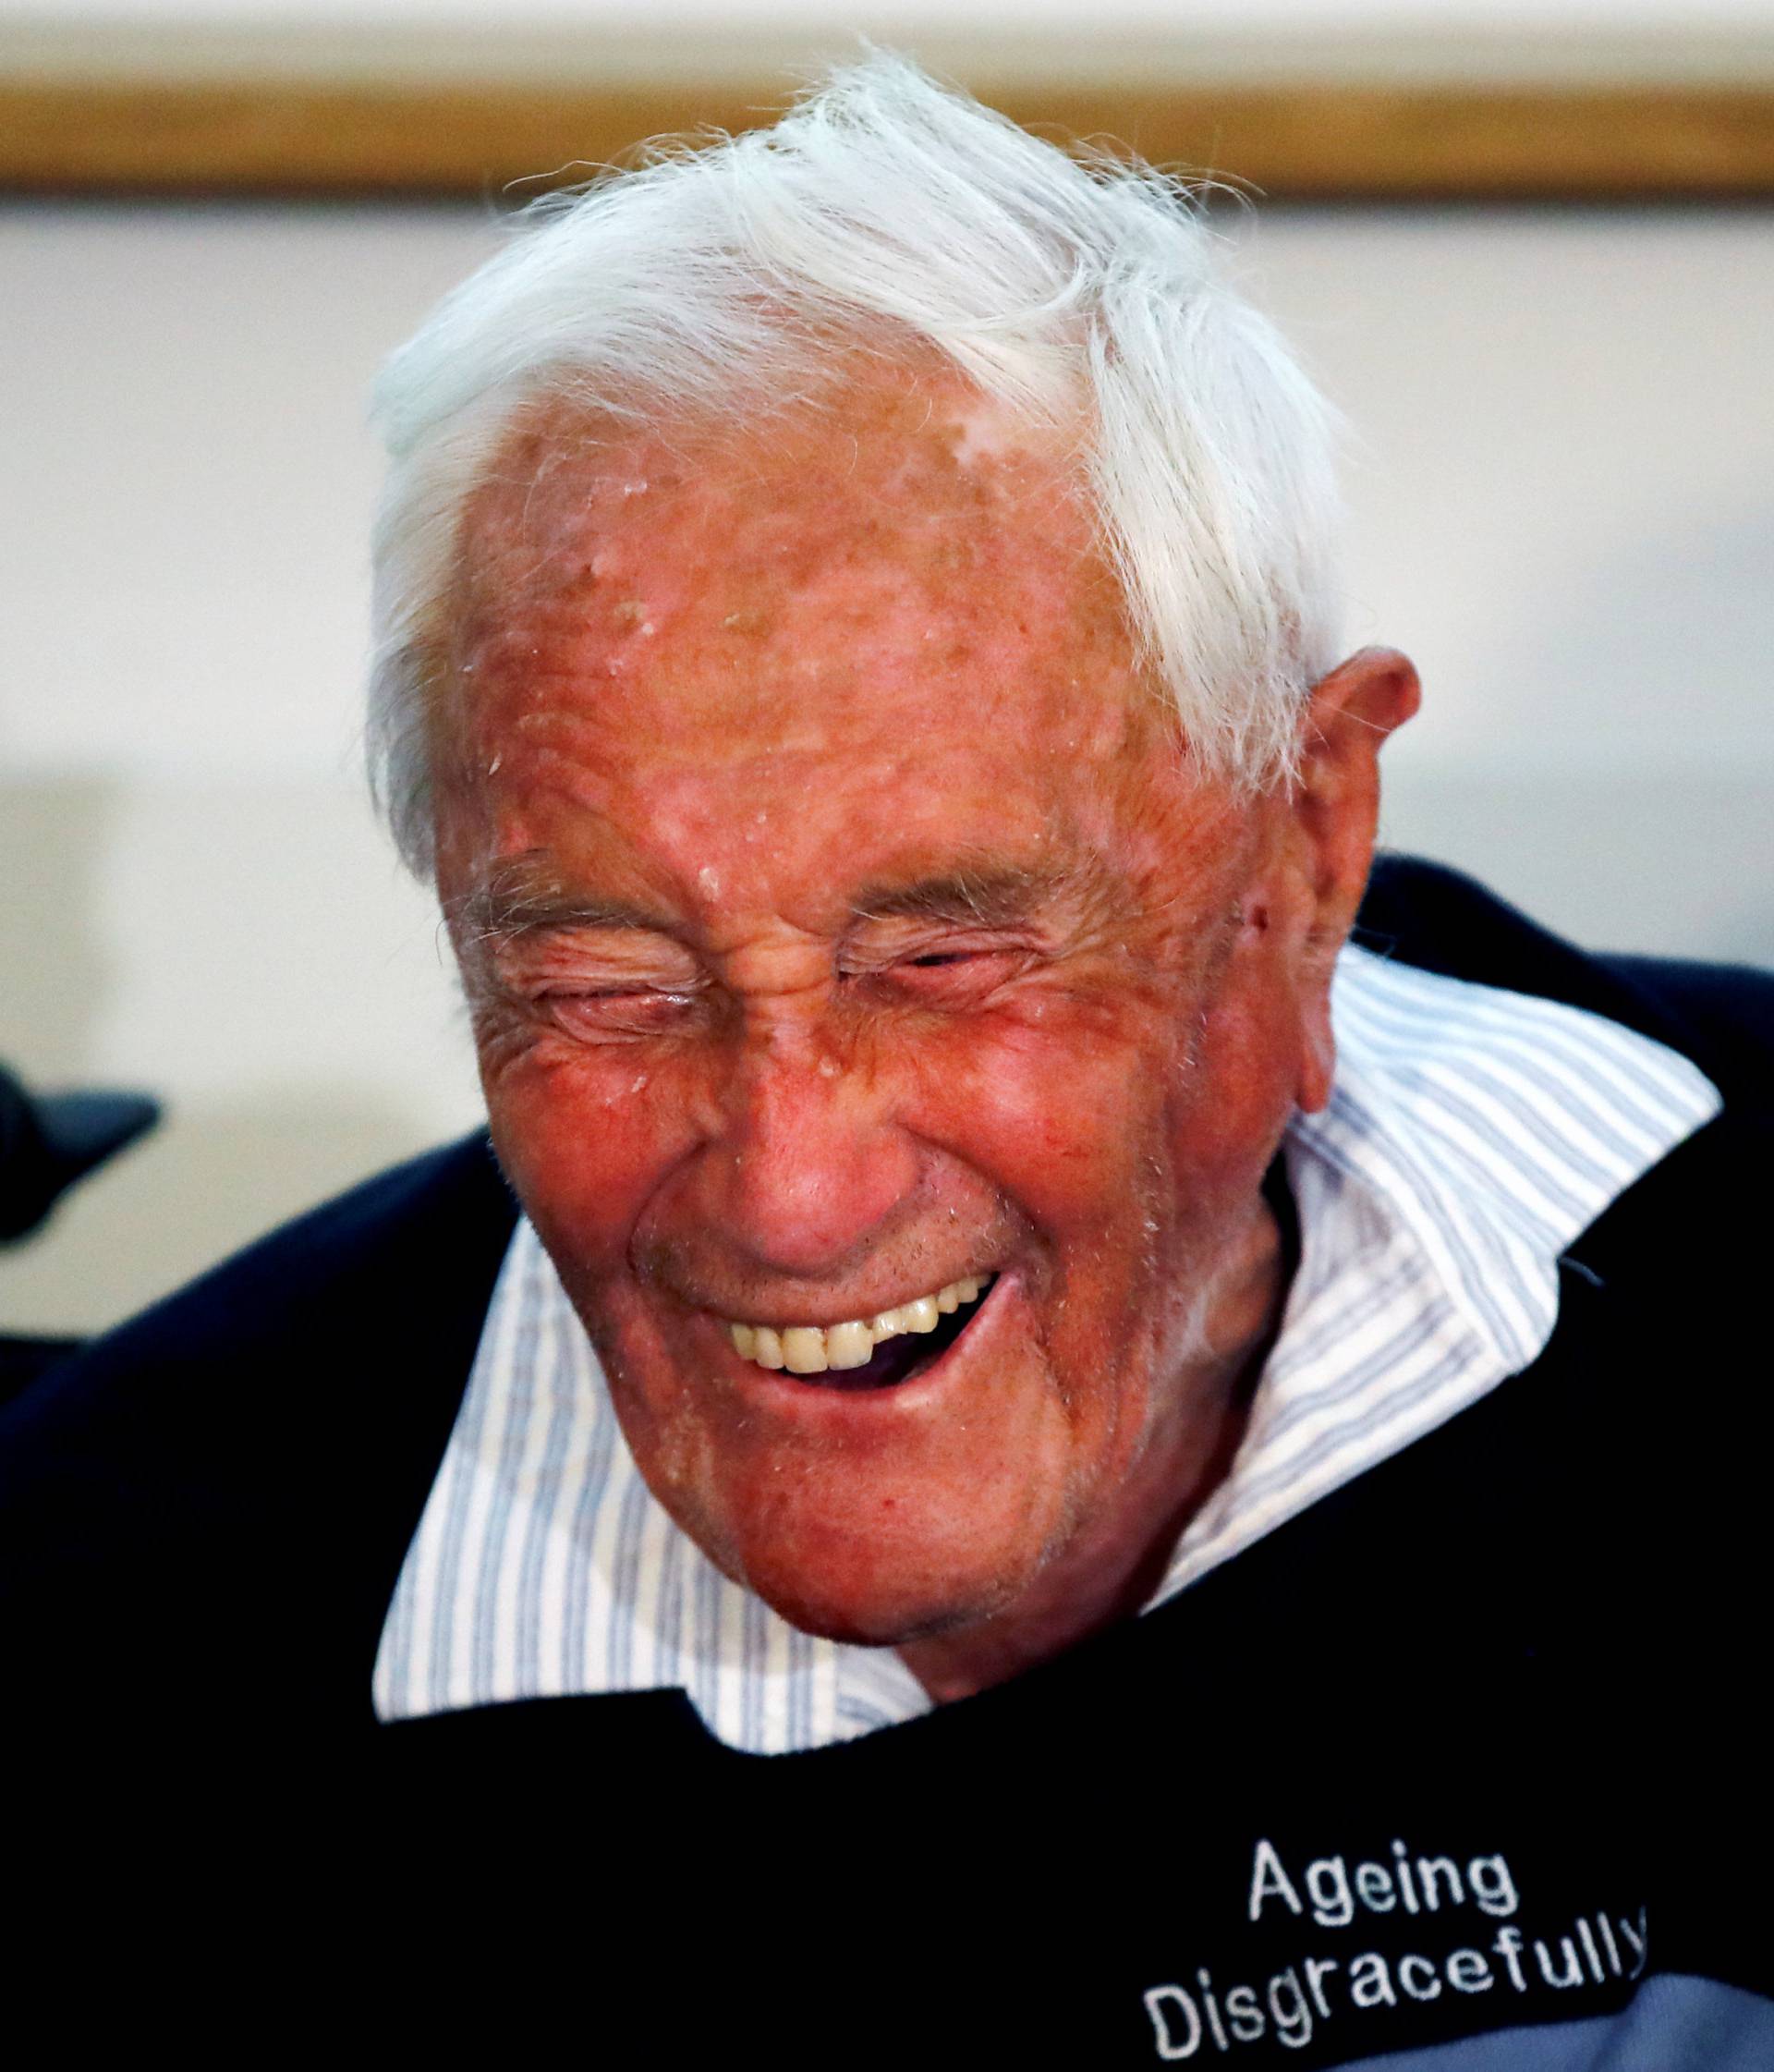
[2,1129,515,1436]
[0,1131,518,1719]
[1353,855,1771,1347]
[1356,855,1773,1498]
[1351,862,1773,1684]
[1357,852,1774,1111]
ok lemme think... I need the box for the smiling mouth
[725,1276,995,1393]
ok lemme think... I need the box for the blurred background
[3,0,1771,1335]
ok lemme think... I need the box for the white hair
[367,53,1344,876]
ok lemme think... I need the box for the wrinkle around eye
[857,945,1042,1006]
[489,921,702,993]
[534,983,706,1042]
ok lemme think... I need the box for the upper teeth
[728,1277,989,1373]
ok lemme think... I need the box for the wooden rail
[4,76,1773,201]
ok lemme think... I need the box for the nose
[697,1022,918,1281]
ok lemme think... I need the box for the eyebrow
[453,859,674,945]
[456,856,1071,944]
[846,865,1064,930]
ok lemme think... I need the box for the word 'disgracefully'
[1140,1837,1647,2061]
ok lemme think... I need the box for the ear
[1288,646,1420,1110]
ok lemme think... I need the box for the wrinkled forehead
[448,359,1128,683]
[431,363,1242,920]
[459,351,1081,537]
[431,360,1183,872]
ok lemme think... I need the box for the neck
[896,1181,1294,1705]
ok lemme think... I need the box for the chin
[695,1460,1070,1649]
[732,1553,1025,1652]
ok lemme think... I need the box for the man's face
[433,372,1326,1648]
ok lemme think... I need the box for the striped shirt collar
[372,945,1719,1752]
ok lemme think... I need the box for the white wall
[8,5,1772,87]
[17,3,1770,30]
[3,197,1771,1332]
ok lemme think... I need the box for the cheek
[1166,945,1308,1192]
[924,962,1300,1308]
[911,999,1178,1241]
[484,1051,699,1283]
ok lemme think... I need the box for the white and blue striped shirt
[372,945,1719,1753]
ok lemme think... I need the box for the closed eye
[866,944,1037,1005]
[535,984,702,1041]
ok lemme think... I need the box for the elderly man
[5,56,1769,2065]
